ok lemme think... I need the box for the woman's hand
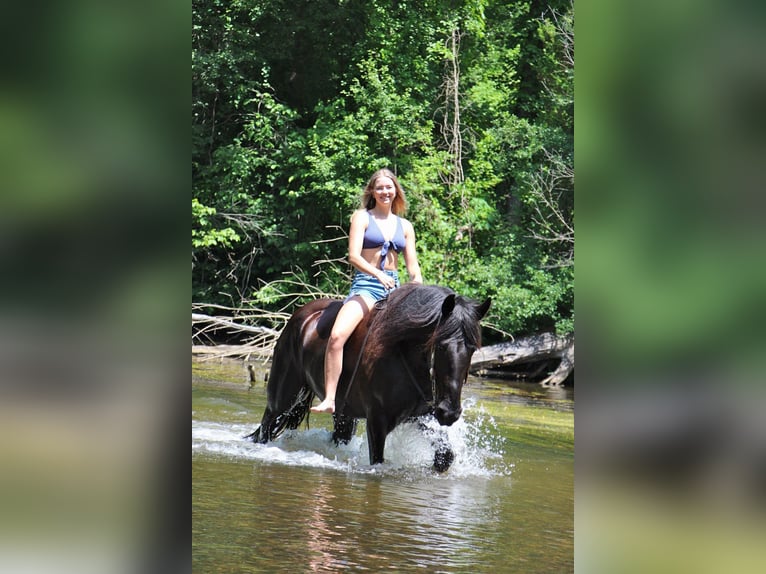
[378,273,397,291]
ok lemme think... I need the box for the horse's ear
[476,297,491,319]
[441,294,456,317]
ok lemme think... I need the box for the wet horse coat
[247,283,490,470]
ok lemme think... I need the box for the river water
[192,358,573,573]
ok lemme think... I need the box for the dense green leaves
[192,0,573,339]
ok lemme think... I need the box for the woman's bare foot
[310,399,335,414]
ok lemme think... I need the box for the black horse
[246,283,490,471]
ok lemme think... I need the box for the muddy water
[192,358,573,573]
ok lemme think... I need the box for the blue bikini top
[362,211,406,269]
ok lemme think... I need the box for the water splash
[192,398,512,476]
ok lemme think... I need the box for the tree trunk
[471,333,574,386]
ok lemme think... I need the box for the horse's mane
[364,283,483,362]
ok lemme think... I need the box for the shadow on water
[192,357,573,573]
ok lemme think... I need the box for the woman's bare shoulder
[350,209,369,227]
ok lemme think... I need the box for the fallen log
[192,344,271,361]
[471,332,574,386]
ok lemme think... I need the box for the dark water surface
[192,358,573,573]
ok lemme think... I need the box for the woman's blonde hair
[360,168,407,215]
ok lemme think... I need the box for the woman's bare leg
[312,297,369,413]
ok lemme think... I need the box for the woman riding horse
[248,281,490,470]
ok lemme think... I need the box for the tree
[191,0,575,367]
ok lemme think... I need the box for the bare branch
[437,28,467,200]
[549,5,574,71]
[528,149,574,268]
[192,302,289,360]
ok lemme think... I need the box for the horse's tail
[266,385,314,440]
[244,384,315,443]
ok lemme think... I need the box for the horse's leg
[432,432,455,473]
[332,413,357,445]
[244,425,263,443]
[245,407,274,443]
[365,415,389,465]
[410,419,455,472]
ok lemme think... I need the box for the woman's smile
[373,177,396,203]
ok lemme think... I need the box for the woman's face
[372,176,396,206]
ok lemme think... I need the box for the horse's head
[431,294,491,426]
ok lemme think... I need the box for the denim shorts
[345,270,400,303]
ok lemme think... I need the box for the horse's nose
[434,401,462,426]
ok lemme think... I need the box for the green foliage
[192,198,241,249]
[192,0,574,337]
